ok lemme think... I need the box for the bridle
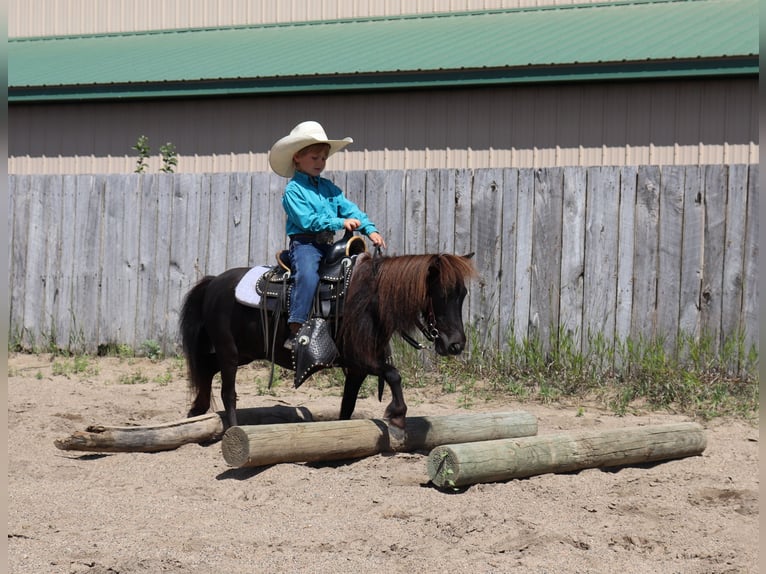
[401,302,440,350]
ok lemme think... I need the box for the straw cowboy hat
[268,121,353,178]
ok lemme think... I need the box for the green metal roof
[9,0,758,102]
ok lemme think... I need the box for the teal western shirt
[282,171,378,237]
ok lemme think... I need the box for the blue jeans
[287,238,332,325]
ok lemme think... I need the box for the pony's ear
[463,252,475,259]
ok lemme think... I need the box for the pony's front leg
[381,365,407,429]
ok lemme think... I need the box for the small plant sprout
[160,142,178,173]
[132,135,150,173]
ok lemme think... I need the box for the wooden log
[53,404,362,453]
[427,422,706,489]
[221,411,537,468]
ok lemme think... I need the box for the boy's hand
[368,232,386,249]
[343,218,361,232]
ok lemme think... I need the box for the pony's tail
[180,275,214,394]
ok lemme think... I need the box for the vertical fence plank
[171,174,205,346]
[153,175,174,347]
[530,168,563,351]
[453,169,473,319]
[136,174,158,349]
[267,172,289,260]
[583,166,619,355]
[437,169,456,255]
[71,175,104,353]
[207,173,231,275]
[248,171,271,266]
[380,169,405,255]
[741,165,758,360]
[470,169,504,349]
[701,165,727,351]
[22,175,47,349]
[340,170,364,211]
[9,175,29,345]
[196,174,212,276]
[631,166,661,341]
[364,170,388,250]
[615,166,637,350]
[513,168,535,343]
[721,164,749,348]
[55,175,77,349]
[656,165,685,352]
[380,170,405,255]
[404,169,427,255]
[7,174,14,287]
[452,169,473,256]
[678,166,704,342]
[42,175,64,348]
[345,170,368,247]
[225,172,252,269]
[424,169,442,255]
[498,168,519,346]
[123,174,143,349]
[559,166,586,350]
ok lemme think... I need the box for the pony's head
[423,253,477,356]
[341,251,478,371]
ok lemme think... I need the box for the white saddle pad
[234,265,272,308]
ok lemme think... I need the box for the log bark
[221,411,538,467]
[53,404,361,453]
[427,422,706,489]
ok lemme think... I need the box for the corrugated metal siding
[9,0,621,38]
[8,79,758,174]
[10,0,758,101]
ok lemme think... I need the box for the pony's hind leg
[339,370,367,422]
[187,353,219,418]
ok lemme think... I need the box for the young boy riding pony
[268,121,386,350]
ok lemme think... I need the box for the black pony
[179,250,477,429]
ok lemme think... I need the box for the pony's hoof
[387,415,406,430]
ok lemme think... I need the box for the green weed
[140,340,163,361]
[118,370,149,385]
[51,355,98,377]
[390,325,758,420]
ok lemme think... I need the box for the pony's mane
[375,254,476,330]
[339,253,477,369]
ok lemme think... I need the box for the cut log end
[221,426,251,467]
[427,446,461,489]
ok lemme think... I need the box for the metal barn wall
[9,0,615,37]
[8,166,759,363]
[8,78,759,174]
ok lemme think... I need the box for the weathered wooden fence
[8,166,758,360]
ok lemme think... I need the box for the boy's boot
[283,322,302,351]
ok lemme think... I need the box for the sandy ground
[7,352,759,574]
